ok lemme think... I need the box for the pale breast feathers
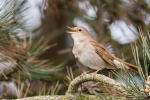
[72,40,107,69]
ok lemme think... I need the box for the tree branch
[15,94,127,100]
[14,74,129,100]
[66,74,126,94]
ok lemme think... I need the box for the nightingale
[67,26,138,74]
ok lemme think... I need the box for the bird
[67,26,138,74]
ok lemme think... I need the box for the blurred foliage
[1,0,150,99]
[0,0,63,81]
[0,0,63,99]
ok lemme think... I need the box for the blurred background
[1,0,150,99]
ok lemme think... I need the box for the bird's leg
[90,67,102,77]
[80,70,94,82]
[81,69,93,77]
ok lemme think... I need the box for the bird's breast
[72,41,107,70]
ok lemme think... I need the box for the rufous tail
[114,56,138,73]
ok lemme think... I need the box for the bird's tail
[125,62,138,73]
[113,58,138,73]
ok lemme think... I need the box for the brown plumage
[90,40,138,73]
[67,26,138,74]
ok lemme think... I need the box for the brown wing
[90,40,117,68]
[90,40,138,73]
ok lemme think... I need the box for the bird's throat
[71,33,89,44]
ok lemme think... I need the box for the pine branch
[66,74,126,94]
[112,29,150,99]
[14,74,128,100]
[0,0,63,81]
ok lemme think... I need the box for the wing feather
[90,40,138,73]
[90,40,117,68]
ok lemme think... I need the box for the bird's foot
[81,70,93,76]
[80,71,88,81]
[90,71,97,78]
[90,68,102,79]
[81,71,88,76]
[80,70,93,79]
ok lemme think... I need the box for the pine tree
[0,1,62,99]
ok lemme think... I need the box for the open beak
[66,26,77,34]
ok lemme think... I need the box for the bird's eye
[79,29,82,32]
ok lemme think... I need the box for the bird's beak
[66,26,77,34]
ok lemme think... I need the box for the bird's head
[67,26,91,41]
